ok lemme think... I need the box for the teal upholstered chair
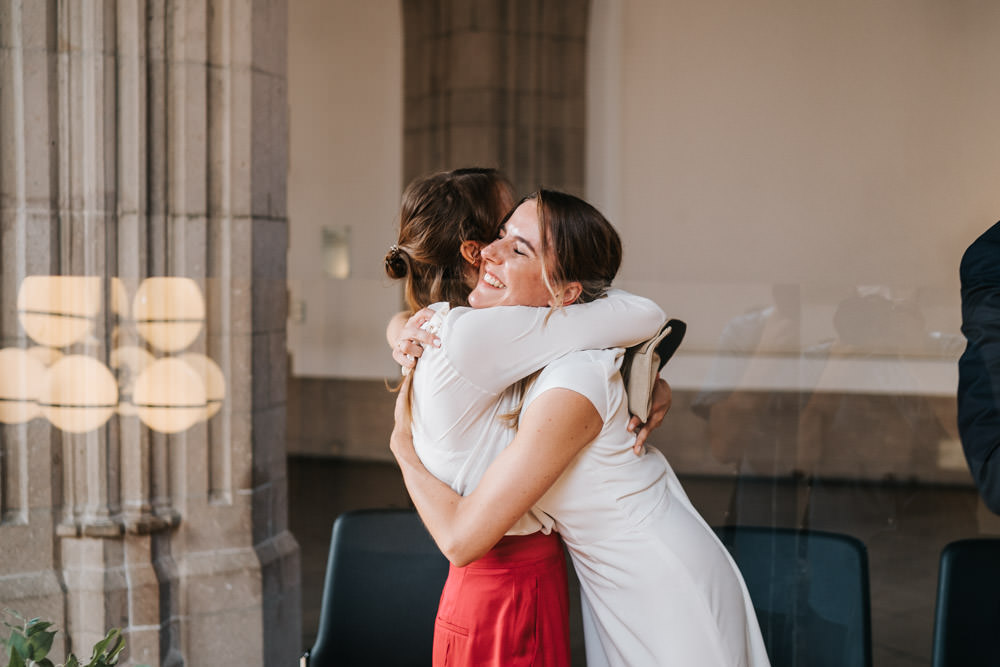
[931,537,1000,667]
[302,509,449,667]
[713,525,872,667]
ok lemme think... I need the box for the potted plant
[1,609,149,667]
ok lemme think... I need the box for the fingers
[627,379,675,457]
[393,332,439,371]
[392,343,416,370]
[406,307,435,329]
[634,422,653,454]
[651,379,673,420]
[403,327,440,350]
[626,416,647,455]
[394,307,442,374]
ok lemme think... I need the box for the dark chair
[301,508,450,667]
[713,525,872,667]
[931,537,1000,667]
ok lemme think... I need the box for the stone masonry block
[168,63,209,216]
[226,332,253,413]
[268,330,287,405]
[251,404,285,486]
[448,88,503,126]
[450,30,500,89]
[252,0,287,77]
[448,124,499,168]
[250,72,279,219]
[226,68,255,217]
[251,215,287,282]
[251,276,288,335]
[20,50,55,207]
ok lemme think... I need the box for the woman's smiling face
[467,201,555,309]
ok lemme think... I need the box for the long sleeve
[958,221,1000,514]
[409,288,664,503]
[440,289,666,393]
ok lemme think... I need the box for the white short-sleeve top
[527,349,673,543]
[409,290,665,535]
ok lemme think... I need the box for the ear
[460,240,482,267]
[556,281,583,307]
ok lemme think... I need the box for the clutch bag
[622,319,686,422]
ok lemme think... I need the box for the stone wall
[401,0,590,194]
[288,381,969,491]
[0,1,299,665]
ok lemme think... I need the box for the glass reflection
[1,276,225,434]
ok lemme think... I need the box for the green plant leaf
[25,622,53,637]
[5,647,25,667]
[64,655,79,667]
[83,629,124,667]
[6,634,28,662]
[26,630,55,660]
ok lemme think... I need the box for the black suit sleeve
[958,221,1000,514]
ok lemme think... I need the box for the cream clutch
[622,319,686,422]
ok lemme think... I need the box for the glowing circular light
[132,277,205,353]
[38,355,118,433]
[132,358,207,433]
[26,346,64,367]
[178,353,226,419]
[17,276,102,348]
[0,348,46,424]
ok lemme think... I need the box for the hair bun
[384,244,408,279]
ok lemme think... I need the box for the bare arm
[390,377,601,566]
[386,311,411,347]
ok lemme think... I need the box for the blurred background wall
[282,3,1000,665]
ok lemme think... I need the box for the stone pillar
[401,0,590,195]
[0,1,299,665]
[0,0,69,657]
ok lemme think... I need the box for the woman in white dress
[385,169,670,666]
[391,190,771,667]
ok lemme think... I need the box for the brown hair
[501,189,624,426]
[385,168,515,311]
[524,188,622,307]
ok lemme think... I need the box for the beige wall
[287,0,1000,391]
[286,0,403,380]
[589,0,1000,393]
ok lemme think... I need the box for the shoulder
[531,350,620,413]
[961,221,1000,283]
[540,350,619,380]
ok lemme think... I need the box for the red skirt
[432,531,571,667]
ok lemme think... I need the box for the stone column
[401,0,590,195]
[0,0,65,646]
[0,1,299,665]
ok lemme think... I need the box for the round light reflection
[133,358,207,433]
[133,277,205,353]
[39,355,118,433]
[0,348,46,424]
[178,353,226,420]
[17,276,102,348]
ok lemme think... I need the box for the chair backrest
[931,537,1000,667]
[305,508,450,667]
[713,525,872,667]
